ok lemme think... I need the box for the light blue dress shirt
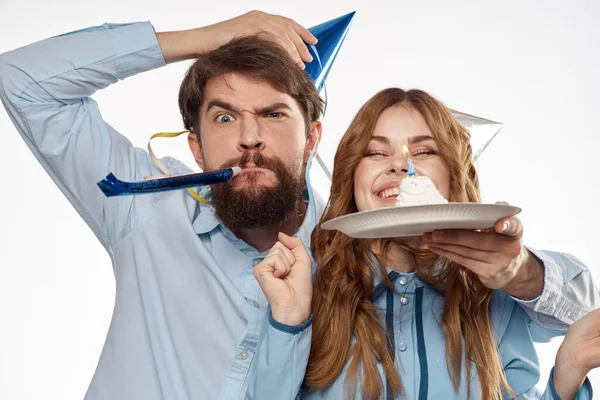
[0,21,597,400]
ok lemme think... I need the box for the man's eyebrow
[205,100,293,115]
[205,100,239,114]
[255,102,293,114]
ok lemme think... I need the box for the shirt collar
[191,186,220,235]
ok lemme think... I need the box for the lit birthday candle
[402,145,417,176]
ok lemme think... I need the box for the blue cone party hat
[303,11,356,184]
[302,12,355,229]
[306,11,356,92]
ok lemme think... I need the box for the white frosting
[395,175,448,206]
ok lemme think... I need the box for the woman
[250,88,596,399]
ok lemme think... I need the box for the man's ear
[188,132,206,170]
[304,121,322,163]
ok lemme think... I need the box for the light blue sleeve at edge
[0,22,167,253]
[246,309,312,400]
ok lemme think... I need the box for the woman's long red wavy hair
[305,88,513,399]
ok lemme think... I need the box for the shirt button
[252,259,259,266]
[541,298,549,308]
[398,343,407,352]
[240,351,249,360]
[252,300,260,309]
[400,296,409,305]
[398,276,408,286]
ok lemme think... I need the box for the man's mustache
[220,152,279,170]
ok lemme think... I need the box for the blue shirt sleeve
[538,368,593,400]
[510,248,600,340]
[246,308,312,400]
[495,291,593,399]
[0,22,171,254]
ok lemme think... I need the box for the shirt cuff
[547,367,594,400]
[268,309,313,334]
[510,247,586,325]
[107,21,166,79]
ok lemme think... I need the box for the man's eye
[266,112,284,118]
[216,114,235,123]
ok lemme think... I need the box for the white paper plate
[320,203,521,238]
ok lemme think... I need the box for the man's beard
[210,152,306,231]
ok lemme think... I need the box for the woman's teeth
[379,187,400,198]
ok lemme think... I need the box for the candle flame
[402,144,409,156]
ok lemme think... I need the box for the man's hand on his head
[157,11,317,66]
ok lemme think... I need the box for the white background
[0,0,598,398]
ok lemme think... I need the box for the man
[0,10,597,400]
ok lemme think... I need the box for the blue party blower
[97,167,242,197]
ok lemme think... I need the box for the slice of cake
[395,175,448,206]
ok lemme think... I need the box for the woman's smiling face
[353,105,451,212]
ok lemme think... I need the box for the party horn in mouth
[97,166,242,197]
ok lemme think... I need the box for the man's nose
[237,112,265,152]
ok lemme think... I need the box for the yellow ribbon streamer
[147,130,211,205]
